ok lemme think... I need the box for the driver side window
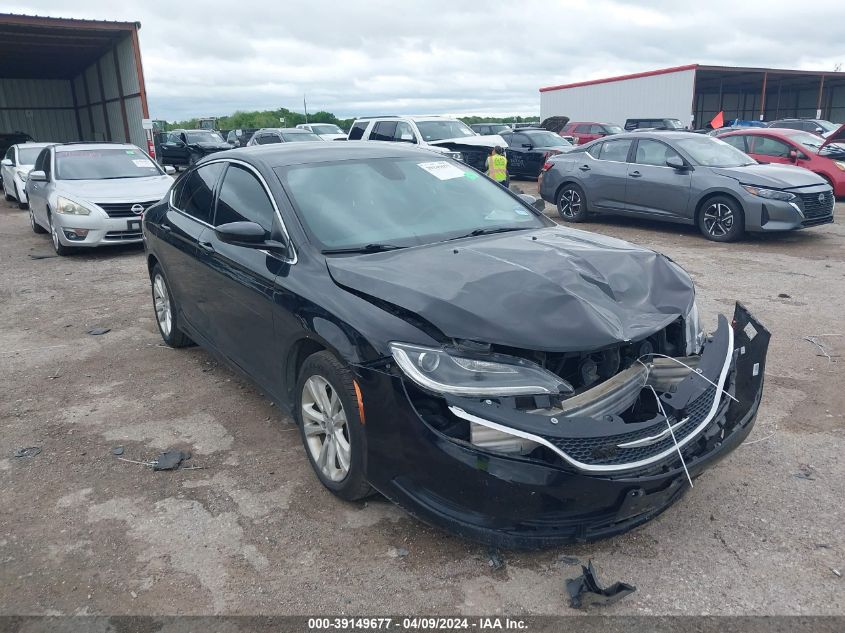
[4,147,14,164]
[751,136,791,158]
[394,121,416,143]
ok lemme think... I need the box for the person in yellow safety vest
[485,145,509,189]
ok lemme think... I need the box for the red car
[561,121,623,145]
[717,126,845,197]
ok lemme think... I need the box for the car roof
[256,128,315,133]
[589,130,701,142]
[14,142,54,149]
[208,140,451,169]
[720,128,797,136]
[54,142,139,152]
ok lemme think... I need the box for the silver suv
[346,115,506,171]
[25,142,175,255]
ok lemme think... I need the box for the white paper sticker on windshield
[417,161,465,180]
[132,159,152,167]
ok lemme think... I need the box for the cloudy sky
[8,0,844,120]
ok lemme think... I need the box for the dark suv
[470,123,512,135]
[624,118,686,131]
[159,129,231,167]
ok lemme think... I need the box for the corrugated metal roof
[0,13,141,79]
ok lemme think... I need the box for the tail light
[541,161,554,172]
[147,139,156,159]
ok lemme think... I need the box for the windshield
[416,120,476,142]
[280,131,323,143]
[56,148,162,180]
[186,131,224,143]
[489,124,512,134]
[311,124,343,135]
[17,147,43,164]
[525,131,572,147]
[816,120,838,134]
[276,157,547,251]
[784,131,825,153]
[604,125,623,134]
[674,136,755,167]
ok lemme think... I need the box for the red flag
[710,111,725,129]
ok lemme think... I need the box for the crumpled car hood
[711,163,825,188]
[326,227,695,352]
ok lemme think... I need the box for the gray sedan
[539,131,834,241]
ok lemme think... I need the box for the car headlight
[741,185,797,202]
[684,300,704,355]
[390,342,572,397]
[446,151,463,161]
[834,161,845,172]
[56,196,92,215]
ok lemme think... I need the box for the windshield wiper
[448,227,528,241]
[322,243,406,255]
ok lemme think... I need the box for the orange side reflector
[353,380,366,424]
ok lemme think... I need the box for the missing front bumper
[444,303,769,474]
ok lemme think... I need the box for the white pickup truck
[346,115,507,172]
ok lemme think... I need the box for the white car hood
[429,134,506,148]
[56,176,173,202]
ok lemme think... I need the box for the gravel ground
[0,185,843,617]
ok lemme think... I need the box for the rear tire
[698,196,745,242]
[556,183,588,222]
[150,264,193,348]
[295,351,372,501]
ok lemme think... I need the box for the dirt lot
[1,185,843,617]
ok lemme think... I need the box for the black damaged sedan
[143,142,769,548]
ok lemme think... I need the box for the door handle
[630,170,642,178]
[198,240,214,253]
[579,165,591,171]
[160,224,172,233]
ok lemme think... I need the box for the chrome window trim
[168,158,297,265]
[448,324,734,473]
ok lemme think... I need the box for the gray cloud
[8,0,844,120]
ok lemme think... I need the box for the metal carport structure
[0,13,151,150]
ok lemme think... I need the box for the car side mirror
[788,149,799,162]
[164,165,176,175]
[666,156,687,170]
[29,170,47,182]
[815,128,824,135]
[1,158,12,167]
[215,221,267,245]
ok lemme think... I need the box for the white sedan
[2,142,54,209]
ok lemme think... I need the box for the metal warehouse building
[0,13,151,150]
[540,64,845,129]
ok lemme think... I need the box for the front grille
[799,191,834,219]
[104,230,142,241]
[543,384,721,467]
[97,201,158,218]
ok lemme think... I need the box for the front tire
[698,196,744,242]
[16,185,27,209]
[556,183,588,222]
[49,212,75,256]
[150,264,193,348]
[295,351,372,501]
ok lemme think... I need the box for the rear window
[56,148,162,180]
[280,131,322,143]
